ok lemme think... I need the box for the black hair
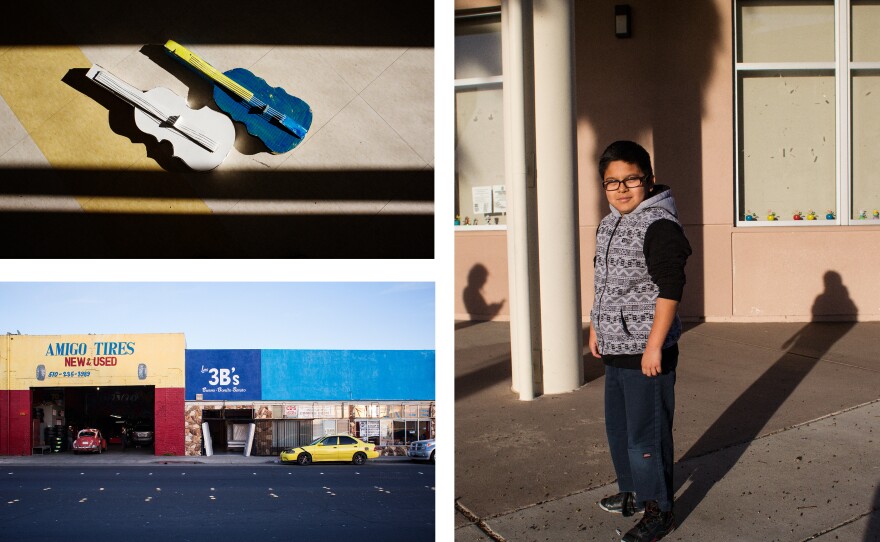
[598,140,654,180]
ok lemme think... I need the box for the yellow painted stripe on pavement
[0,46,211,214]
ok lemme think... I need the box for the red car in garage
[72,428,107,454]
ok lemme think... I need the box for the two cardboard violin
[86,40,313,171]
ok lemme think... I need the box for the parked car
[129,422,154,448]
[72,429,107,454]
[280,435,379,465]
[407,438,435,463]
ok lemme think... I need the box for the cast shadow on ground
[454,350,511,402]
[674,271,858,527]
[866,484,880,542]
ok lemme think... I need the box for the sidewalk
[0,449,413,467]
[455,321,880,541]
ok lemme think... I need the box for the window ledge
[455,225,507,232]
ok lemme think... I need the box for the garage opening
[201,407,254,454]
[31,386,155,454]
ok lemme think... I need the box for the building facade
[1,334,435,457]
[455,0,880,325]
[0,333,186,456]
[184,349,435,456]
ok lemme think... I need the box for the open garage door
[31,386,154,454]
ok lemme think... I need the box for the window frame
[455,9,507,232]
[734,0,880,227]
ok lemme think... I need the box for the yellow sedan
[280,435,380,465]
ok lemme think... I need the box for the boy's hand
[588,324,601,358]
[641,348,662,377]
[642,298,678,377]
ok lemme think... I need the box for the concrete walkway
[455,321,880,541]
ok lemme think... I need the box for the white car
[407,439,435,463]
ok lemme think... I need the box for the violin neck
[164,40,253,102]
[164,40,307,140]
[86,65,156,114]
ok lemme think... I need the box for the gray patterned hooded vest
[590,186,683,355]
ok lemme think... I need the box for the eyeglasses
[602,175,650,191]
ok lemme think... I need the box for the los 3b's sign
[185,350,261,401]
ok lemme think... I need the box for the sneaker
[621,500,674,542]
[598,491,644,517]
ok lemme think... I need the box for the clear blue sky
[0,282,435,350]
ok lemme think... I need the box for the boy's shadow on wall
[458,264,506,330]
[674,271,858,526]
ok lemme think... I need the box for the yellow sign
[2,333,185,390]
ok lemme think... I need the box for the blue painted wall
[185,350,434,401]
[261,350,434,400]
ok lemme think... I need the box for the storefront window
[418,421,431,441]
[392,420,420,444]
[455,11,506,229]
[851,2,880,220]
[736,1,880,224]
[355,420,381,444]
[271,419,312,452]
[387,404,403,419]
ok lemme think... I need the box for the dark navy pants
[604,365,676,512]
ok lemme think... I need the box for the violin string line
[184,55,293,126]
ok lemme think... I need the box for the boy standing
[589,140,691,542]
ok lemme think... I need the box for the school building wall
[454,0,880,324]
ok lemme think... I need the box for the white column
[502,0,538,400]
[532,0,583,394]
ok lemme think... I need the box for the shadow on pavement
[867,484,880,542]
[675,271,858,527]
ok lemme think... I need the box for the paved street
[1,463,434,541]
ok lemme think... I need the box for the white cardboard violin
[86,64,235,171]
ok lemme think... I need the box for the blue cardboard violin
[164,40,312,154]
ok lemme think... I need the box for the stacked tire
[44,426,68,453]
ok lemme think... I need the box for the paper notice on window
[492,185,507,213]
[472,186,493,214]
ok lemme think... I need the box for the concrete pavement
[455,321,880,541]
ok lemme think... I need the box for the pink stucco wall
[455,0,878,323]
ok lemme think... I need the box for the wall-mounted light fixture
[615,5,631,38]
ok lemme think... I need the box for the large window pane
[455,87,506,225]
[853,1,880,62]
[739,2,834,62]
[740,73,836,219]
[852,73,880,219]
[455,18,502,79]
